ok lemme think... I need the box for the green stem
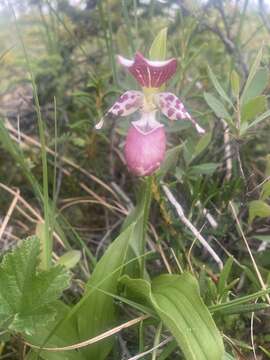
[140,175,153,278]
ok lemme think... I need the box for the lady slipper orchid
[96,52,205,176]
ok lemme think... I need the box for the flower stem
[140,175,153,278]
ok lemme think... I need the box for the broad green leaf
[204,92,231,120]
[121,273,224,360]
[207,66,233,107]
[241,95,267,123]
[189,163,219,176]
[76,222,135,360]
[0,237,70,335]
[149,27,167,61]
[56,250,81,270]
[193,132,212,159]
[230,70,240,98]
[157,144,182,179]
[248,200,270,224]
[261,181,270,200]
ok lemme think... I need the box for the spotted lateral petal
[155,92,205,134]
[118,52,177,88]
[95,91,143,129]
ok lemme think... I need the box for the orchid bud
[124,115,166,176]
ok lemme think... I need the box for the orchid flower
[96,52,205,176]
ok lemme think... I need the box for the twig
[0,189,20,240]
[162,185,223,270]
[222,119,233,181]
[25,315,149,351]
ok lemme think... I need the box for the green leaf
[56,250,81,270]
[207,66,233,107]
[216,302,269,315]
[230,70,240,98]
[25,302,85,360]
[224,352,236,360]
[241,68,268,105]
[253,235,270,243]
[189,163,219,176]
[240,48,263,104]
[193,132,212,159]
[121,273,224,360]
[0,237,70,335]
[76,222,135,360]
[261,181,270,200]
[204,92,231,120]
[157,144,182,179]
[248,200,270,224]
[218,257,234,298]
[245,109,270,132]
[241,95,267,123]
[209,288,270,313]
[149,27,167,61]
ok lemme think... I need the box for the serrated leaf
[0,237,70,335]
[207,66,233,107]
[149,28,167,61]
[241,95,267,123]
[25,302,85,360]
[121,273,224,360]
[204,92,231,120]
[248,200,270,224]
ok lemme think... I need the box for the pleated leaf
[121,273,224,360]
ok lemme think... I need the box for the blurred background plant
[0,0,270,359]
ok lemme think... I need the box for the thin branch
[25,315,149,351]
[162,185,223,270]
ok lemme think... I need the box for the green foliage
[56,250,81,270]
[248,200,270,224]
[121,273,224,360]
[0,237,70,336]
[76,222,136,360]
[149,27,167,61]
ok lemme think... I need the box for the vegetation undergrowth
[0,1,270,359]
